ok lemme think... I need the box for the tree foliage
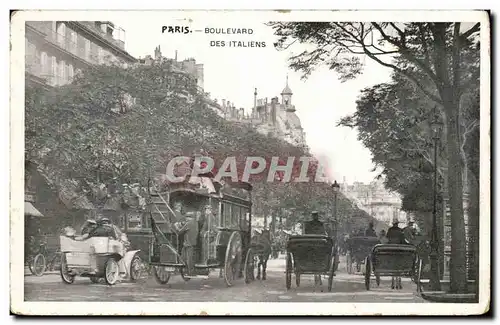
[26,59,374,234]
[269,21,482,293]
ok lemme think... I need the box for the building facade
[25,21,136,88]
[24,20,136,231]
[341,178,408,227]
[212,78,308,149]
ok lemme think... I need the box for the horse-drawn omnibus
[147,172,255,287]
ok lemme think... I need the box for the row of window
[221,202,250,230]
[26,39,76,86]
[117,201,251,232]
[26,21,125,86]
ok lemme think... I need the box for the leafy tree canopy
[26,60,374,233]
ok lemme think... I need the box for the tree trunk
[467,170,480,301]
[444,100,468,293]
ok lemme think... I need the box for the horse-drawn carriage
[346,236,381,274]
[285,235,337,291]
[364,244,417,290]
[148,174,255,287]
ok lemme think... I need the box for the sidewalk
[419,280,477,303]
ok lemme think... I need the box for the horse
[251,229,272,280]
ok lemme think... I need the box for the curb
[420,292,477,303]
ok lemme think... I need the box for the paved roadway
[24,255,426,303]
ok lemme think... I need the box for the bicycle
[26,242,47,276]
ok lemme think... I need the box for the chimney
[175,50,178,61]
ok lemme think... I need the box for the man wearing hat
[304,211,326,235]
[74,219,98,240]
[403,220,416,244]
[386,220,405,244]
[90,218,118,239]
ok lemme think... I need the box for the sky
[111,13,394,184]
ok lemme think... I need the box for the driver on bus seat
[386,221,405,244]
[304,211,326,235]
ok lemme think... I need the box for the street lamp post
[331,180,340,239]
[430,109,443,291]
[331,180,341,274]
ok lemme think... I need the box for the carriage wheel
[153,266,171,284]
[129,254,143,282]
[364,256,371,291]
[295,272,301,287]
[346,253,353,274]
[104,258,120,285]
[31,253,46,276]
[285,253,292,290]
[244,248,255,284]
[224,232,243,287]
[60,253,75,284]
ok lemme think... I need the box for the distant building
[212,77,308,149]
[137,46,204,90]
[25,21,136,88]
[341,178,407,227]
[136,46,307,149]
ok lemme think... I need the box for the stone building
[248,77,307,148]
[24,20,136,235]
[212,77,308,149]
[25,21,136,88]
[341,178,408,227]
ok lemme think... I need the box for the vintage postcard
[10,10,490,315]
